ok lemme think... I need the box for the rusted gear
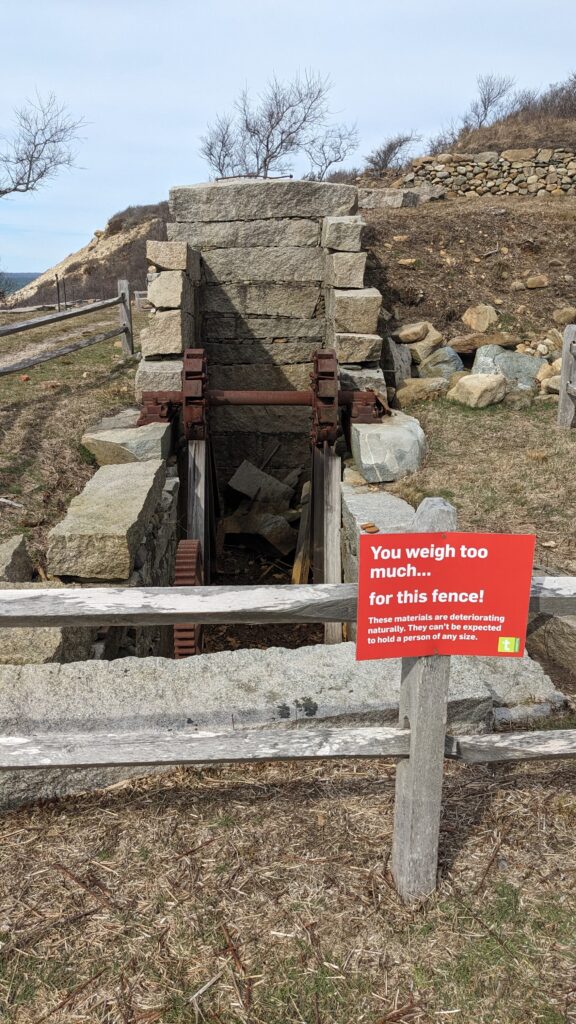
[173,539,204,658]
[310,349,339,447]
[182,348,208,440]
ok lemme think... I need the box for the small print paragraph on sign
[356,532,535,661]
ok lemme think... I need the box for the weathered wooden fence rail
[0,575,574,626]
[0,279,133,375]
[557,323,576,428]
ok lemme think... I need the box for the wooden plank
[0,328,126,377]
[187,440,209,581]
[0,584,358,627]
[312,447,325,583]
[392,497,458,903]
[117,279,133,355]
[454,728,576,763]
[557,324,576,429]
[1,724,573,772]
[529,575,576,615]
[324,448,342,644]
[0,295,122,338]
[1,576,575,628]
[291,480,312,584]
[0,726,412,770]
[566,382,576,398]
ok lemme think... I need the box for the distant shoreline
[1,272,41,295]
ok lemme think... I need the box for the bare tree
[464,73,515,130]
[0,92,84,199]
[304,123,359,180]
[200,72,358,179]
[364,131,421,177]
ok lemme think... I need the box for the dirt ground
[363,195,576,339]
[0,757,574,1024]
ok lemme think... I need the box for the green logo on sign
[498,636,520,654]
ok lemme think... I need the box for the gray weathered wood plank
[0,726,412,770]
[455,728,576,763]
[312,446,325,584]
[291,480,312,585]
[0,726,574,771]
[0,295,122,338]
[324,448,342,644]
[0,576,574,627]
[391,497,458,903]
[0,583,359,626]
[557,324,576,429]
[0,328,126,377]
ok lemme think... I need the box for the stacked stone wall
[137,180,388,482]
[399,147,576,197]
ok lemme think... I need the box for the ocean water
[2,272,40,294]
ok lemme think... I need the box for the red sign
[356,532,535,661]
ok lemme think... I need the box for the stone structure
[136,179,393,482]
[398,147,576,197]
[1,418,181,666]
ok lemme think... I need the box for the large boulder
[0,535,33,582]
[419,346,464,379]
[461,303,498,333]
[47,461,166,580]
[447,373,506,408]
[396,377,449,407]
[81,423,173,466]
[450,331,521,354]
[472,345,546,391]
[380,336,412,387]
[350,412,426,483]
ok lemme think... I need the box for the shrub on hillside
[106,201,169,236]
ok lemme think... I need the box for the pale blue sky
[1,0,575,270]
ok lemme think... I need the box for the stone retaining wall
[136,180,390,482]
[398,147,576,197]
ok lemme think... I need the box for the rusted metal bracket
[138,347,390,446]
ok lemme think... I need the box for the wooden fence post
[391,497,458,903]
[117,279,133,355]
[557,324,576,430]
[324,447,342,644]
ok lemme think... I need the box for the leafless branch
[304,123,359,180]
[200,72,354,179]
[364,131,421,177]
[0,92,84,199]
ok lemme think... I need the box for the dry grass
[0,758,574,1024]
[0,307,148,564]
[387,398,576,577]
[363,195,576,338]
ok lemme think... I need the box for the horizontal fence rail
[0,328,126,377]
[0,294,122,338]
[0,280,133,374]
[0,576,574,626]
[0,726,574,771]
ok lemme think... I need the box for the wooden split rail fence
[0,279,133,376]
[0,500,575,901]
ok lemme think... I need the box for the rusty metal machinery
[138,346,390,657]
[138,346,390,447]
